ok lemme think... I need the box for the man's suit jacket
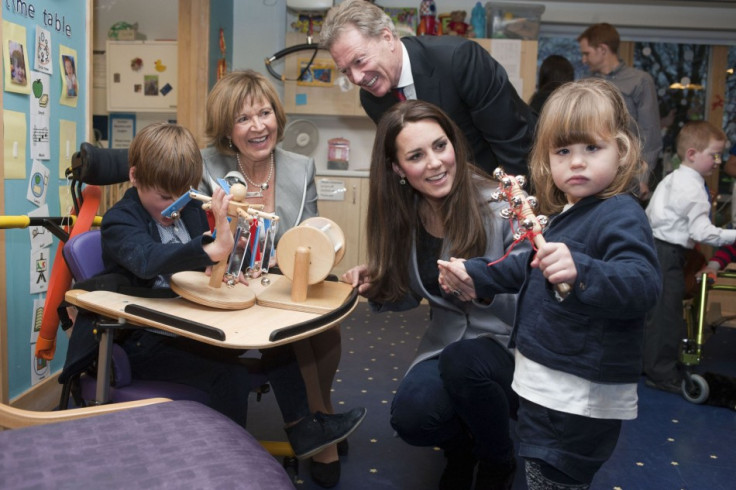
[200,146,318,242]
[360,35,536,177]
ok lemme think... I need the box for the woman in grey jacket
[199,70,351,488]
[342,100,523,490]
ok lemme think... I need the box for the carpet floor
[247,301,736,490]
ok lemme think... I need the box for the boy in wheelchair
[69,122,364,459]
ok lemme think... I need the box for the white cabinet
[106,41,178,113]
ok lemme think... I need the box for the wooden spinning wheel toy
[168,183,277,310]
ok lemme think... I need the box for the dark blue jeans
[390,337,517,462]
[122,331,308,428]
[517,398,621,485]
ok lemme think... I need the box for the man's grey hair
[320,0,398,51]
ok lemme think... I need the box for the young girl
[438,78,662,489]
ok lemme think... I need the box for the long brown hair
[364,100,494,302]
[530,78,643,215]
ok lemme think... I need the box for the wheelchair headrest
[70,142,130,186]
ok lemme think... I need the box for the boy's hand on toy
[205,188,234,263]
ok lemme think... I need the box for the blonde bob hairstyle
[529,78,644,216]
[205,69,287,155]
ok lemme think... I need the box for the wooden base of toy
[256,275,353,314]
[170,271,256,310]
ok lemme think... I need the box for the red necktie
[392,87,406,102]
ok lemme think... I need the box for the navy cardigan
[465,194,661,383]
[100,186,216,289]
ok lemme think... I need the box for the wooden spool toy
[256,217,351,313]
[170,183,262,310]
[277,217,345,296]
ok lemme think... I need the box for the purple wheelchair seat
[63,230,105,284]
[78,344,212,404]
[0,400,294,489]
[63,230,213,406]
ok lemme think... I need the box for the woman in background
[528,54,574,114]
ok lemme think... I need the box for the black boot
[439,446,477,490]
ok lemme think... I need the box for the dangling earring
[399,176,407,185]
[228,138,233,149]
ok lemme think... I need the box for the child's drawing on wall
[35,27,52,74]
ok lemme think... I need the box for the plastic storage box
[486,2,545,40]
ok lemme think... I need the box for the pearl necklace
[237,151,274,191]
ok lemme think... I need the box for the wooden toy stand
[256,217,351,314]
[170,185,261,310]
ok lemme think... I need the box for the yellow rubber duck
[154,59,167,72]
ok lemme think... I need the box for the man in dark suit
[321,0,536,177]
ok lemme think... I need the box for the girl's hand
[532,242,577,285]
[437,258,476,301]
[341,265,372,295]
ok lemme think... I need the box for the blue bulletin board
[2,0,89,400]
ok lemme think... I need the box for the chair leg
[58,375,85,410]
[58,380,72,410]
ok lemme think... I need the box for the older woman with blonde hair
[200,70,362,488]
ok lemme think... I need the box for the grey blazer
[373,188,522,373]
[199,146,318,242]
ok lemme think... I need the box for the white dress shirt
[646,164,736,249]
[396,43,416,100]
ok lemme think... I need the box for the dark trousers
[643,239,687,382]
[122,331,308,428]
[390,337,517,462]
[517,398,621,485]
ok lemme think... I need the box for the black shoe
[475,458,517,490]
[311,460,341,488]
[439,447,477,490]
[337,438,349,456]
[285,407,366,460]
[645,377,682,394]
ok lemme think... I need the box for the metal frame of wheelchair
[681,270,736,403]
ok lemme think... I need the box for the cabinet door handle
[352,184,357,205]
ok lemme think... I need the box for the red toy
[417,0,440,36]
